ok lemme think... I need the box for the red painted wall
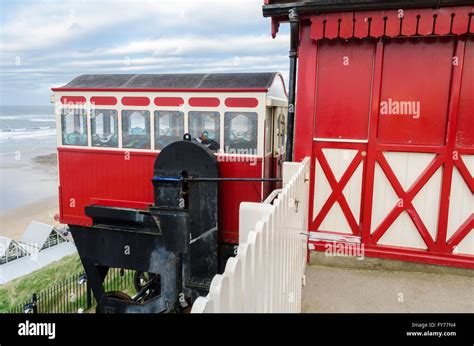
[293,24,316,162]
[58,148,262,244]
[457,38,474,148]
[295,22,473,268]
[378,38,454,146]
[313,40,374,141]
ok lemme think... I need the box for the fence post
[32,293,38,313]
[86,282,92,309]
[191,157,310,313]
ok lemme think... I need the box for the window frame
[121,109,152,150]
[154,110,185,150]
[90,108,119,148]
[224,111,259,155]
[60,106,89,147]
[56,94,266,156]
[188,111,221,152]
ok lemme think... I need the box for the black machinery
[70,136,220,313]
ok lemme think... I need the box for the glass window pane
[265,111,272,155]
[91,109,118,148]
[121,110,151,149]
[188,111,220,152]
[61,108,88,146]
[154,111,184,150]
[224,112,258,154]
[278,109,287,150]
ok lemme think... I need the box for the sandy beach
[0,195,59,240]
[0,152,60,240]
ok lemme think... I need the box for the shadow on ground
[302,253,474,313]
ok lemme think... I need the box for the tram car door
[273,106,286,188]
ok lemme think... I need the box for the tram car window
[275,108,287,156]
[188,111,220,152]
[61,108,87,146]
[91,109,118,148]
[121,110,151,149]
[224,112,258,155]
[265,109,273,155]
[154,111,184,150]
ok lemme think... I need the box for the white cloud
[0,0,289,105]
[99,34,289,56]
[1,0,267,53]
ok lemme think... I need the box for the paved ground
[302,255,474,313]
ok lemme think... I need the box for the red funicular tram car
[52,73,287,312]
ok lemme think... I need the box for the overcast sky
[0,0,290,106]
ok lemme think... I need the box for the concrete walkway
[302,254,474,313]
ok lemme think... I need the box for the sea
[0,105,58,213]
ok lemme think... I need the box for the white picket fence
[192,157,310,313]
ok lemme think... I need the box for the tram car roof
[53,72,287,93]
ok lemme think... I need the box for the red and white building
[264,0,473,268]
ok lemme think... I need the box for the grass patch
[0,254,137,313]
[0,254,84,312]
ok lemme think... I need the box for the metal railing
[192,157,310,313]
[7,268,134,313]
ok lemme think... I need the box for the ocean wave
[0,128,56,142]
[1,126,54,132]
[0,114,54,120]
[30,117,55,122]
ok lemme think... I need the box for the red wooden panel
[324,13,340,39]
[369,12,385,37]
[311,6,472,41]
[294,24,317,161]
[417,9,435,35]
[121,96,150,106]
[378,38,454,145]
[218,159,262,243]
[224,97,258,108]
[456,38,474,147]
[471,12,474,33]
[451,7,471,34]
[401,9,421,36]
[60,96,86,104]
[154,97,184,107]
[310,15,325,40]
[314,40,374,140]
[188,97,220,107]
[310,241,474,269]
[90,96,117,106]
[263,153,273,199]
[434,8,454,35]
[339,12,354,39]
[58,148,156,226]
[271,17,280,38]
[57,147,263,244]
[353,12,371,38]
[384,10,401,37]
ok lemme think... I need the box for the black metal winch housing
[70,137,220,313]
